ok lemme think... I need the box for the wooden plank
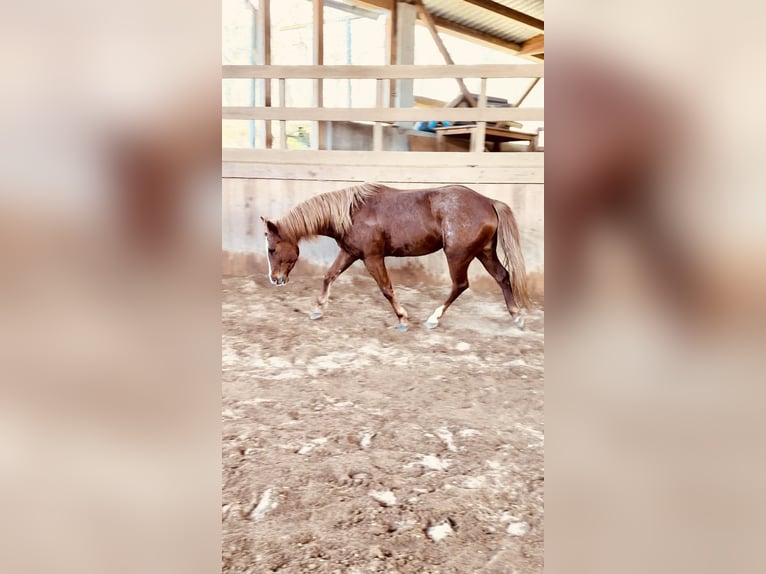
[222,106,544,122]
[222,162,544,184]
[373,79,384,151]
[394,2,416,112]
[262,0,272,148]
[254,0,272,148]
[415,95,447,107]
[386,0,395,63]
[462,0,544,31]
[436,125,537,139]
[222,64,544,80]
[222,148,545,167]
[350,0,393,10]
[313,0,324,150]
[421,14,517,54]
[472,77,488,152]
[278,78,287,149]
[387,0,396,106]
[414,0,475,106]
[518,34,544,56]
[515,77,540,107]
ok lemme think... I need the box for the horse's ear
[262,217,280,237]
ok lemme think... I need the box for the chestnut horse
[261,183,529,330]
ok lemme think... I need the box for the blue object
[414,120,453,133]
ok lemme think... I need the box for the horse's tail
[492,200,530,309]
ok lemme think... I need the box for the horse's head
[261,217,299,286]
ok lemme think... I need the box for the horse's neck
[281,212,340,242]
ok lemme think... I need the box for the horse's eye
[268,248,276,254]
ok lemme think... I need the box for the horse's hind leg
[362,256,409,330]
[426,255,471,329]
[477,247,525,329]
[310,249,357,320]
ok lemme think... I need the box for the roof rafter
[417,13,543,61]
[462,0,544,31]
[517,33,544,56]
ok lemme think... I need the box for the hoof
[394,323,409,332]
[309,311,323,321]
[514,315,525,330]
[425,321,438,330]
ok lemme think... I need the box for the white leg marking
[265,238,276,285]
[427,305,445,326]
[320,283,332,306]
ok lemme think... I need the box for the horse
[261,182,529,331]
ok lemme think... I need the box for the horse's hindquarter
[430,186,498,249]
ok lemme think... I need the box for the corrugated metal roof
[422,0,544,46]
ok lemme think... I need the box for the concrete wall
[222,151,544,295]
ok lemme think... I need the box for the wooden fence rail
[222,64,544,152]
[222,63,543,80]
[222,106,544,122]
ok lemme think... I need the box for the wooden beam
[387,1,396,106]
[462,0,544,31]
[223,161,544,182]
[223,64,544,80]
[278,78,287,149]
[415,95,447,107]
[386,1,396,64]
[421,14,542,61]
[223,148,545,167]
[313,0,325,150]
[472,77,488,152]
[223,106,544,122]
[324,0,387,18]
[351,0,393,11]
[255,0,272,148]
[395,1,416,112]
[515,77,540,107]
[414,0,476,107]
[518,34,544,56]
[373,79,383,151]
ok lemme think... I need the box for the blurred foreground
[0,1,220,572]
[547,2,766,573]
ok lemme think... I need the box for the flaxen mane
[277,182,383,241]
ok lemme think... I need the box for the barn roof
[420,0,543,52]
[348,0,544,59]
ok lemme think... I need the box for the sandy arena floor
[222,269,544,573]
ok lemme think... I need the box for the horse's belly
[386,233,442,257]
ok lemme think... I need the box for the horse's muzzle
[273,276,288,286]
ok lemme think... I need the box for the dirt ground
[222,268,544,573]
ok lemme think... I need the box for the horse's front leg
[362,256,410,331]
[310,249,357,320]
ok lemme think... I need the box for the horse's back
[346,185,497,257]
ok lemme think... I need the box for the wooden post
[472,77,487,152]
[278,78,287,149]
[313,0,325,150]
[387,1,397,107]
[373,78,388,151]
[254,0,272,148]
[394,1,415,115]
[414,0,476,107]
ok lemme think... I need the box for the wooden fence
[222,64,543,153]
